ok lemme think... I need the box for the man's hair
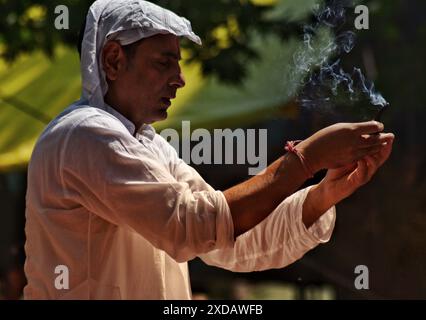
[77,17,143,62]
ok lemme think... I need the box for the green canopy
[0,47,81,171]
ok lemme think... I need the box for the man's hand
[295,121,394,172]
[302,134,394,228]
[321,133,394,204]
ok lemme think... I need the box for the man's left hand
[319,134,395,205]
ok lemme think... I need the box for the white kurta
[24,101,336,300]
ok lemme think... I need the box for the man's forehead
[142,34,181,58]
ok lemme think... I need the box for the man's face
[105,34,185,126]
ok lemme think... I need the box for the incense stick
[374,103,389,122]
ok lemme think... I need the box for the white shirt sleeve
[198,186,336,272]
[61,115,235,263]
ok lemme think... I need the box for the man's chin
[158,108,169,119]
[146,110,168,124]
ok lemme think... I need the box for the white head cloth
[80,0,202,108]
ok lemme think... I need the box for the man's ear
[102,41,127,81]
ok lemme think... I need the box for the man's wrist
[302,184,334,228]
[296,141,323,174]
[309,183,337,213]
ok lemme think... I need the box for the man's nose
[169,69,186,89]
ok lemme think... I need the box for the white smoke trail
[294,0,388,110]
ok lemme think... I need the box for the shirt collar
[102,103,156,141]
[102,103,136,136]
[136,123,156,141]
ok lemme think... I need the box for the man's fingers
[362,156,379,182]
[359,133,395,148]
[355,144,383,159]
[377,138,394,166]
[364,138,394,175]
[365,154,380,171]
[355,121,384,135]
[336,162,358,176]
[349,159,368,184]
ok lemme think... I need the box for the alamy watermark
[54,264,69,290]
[160,121,268,176]
[54,5,69,30]
[354,5,369,30]
[354,264,369,290]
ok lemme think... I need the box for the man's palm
[322,139,394,202]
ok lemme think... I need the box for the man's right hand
[296,121,394,172]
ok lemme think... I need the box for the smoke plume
[294,0,388,112]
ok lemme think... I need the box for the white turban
[80,0,202,109]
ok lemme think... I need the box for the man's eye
[157,61,169,67]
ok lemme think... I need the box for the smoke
[294,0,388,111]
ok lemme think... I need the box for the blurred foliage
[0,0,317,84]
[0,0,92,60]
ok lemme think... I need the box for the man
[24,0,394,299]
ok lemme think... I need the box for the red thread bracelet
[284,140,315,179]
